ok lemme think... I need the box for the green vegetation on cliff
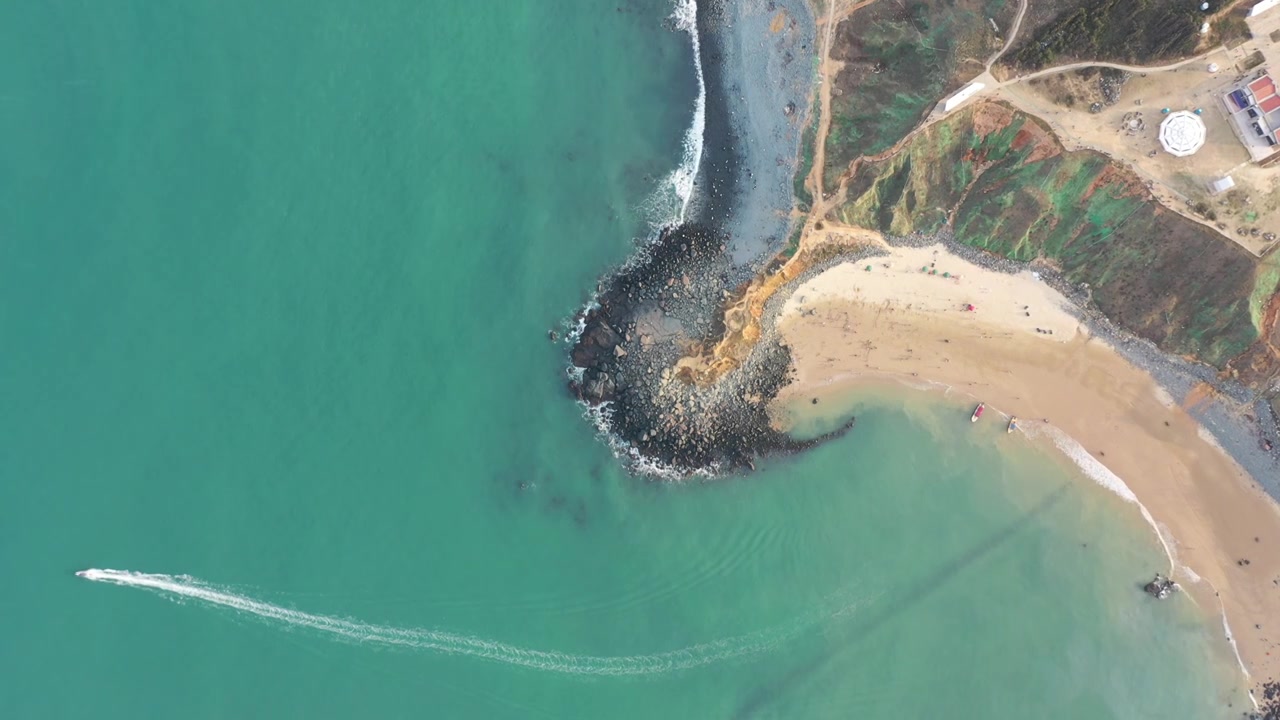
[823,0,1007,193]
[794,104,819,211]
[833,102,1263,367]
[1004,0,1229,72]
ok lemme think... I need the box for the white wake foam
[78,568,851,676]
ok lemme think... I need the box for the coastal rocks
[576,368,617,405]
[1143,573,1179,600]
[1248,679,1280,719]
[564,0,842,476]
[570,317,622,369]
[567,223,852,475]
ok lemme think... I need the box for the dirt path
[985,0,1027,72]
[810,41,1227,224]
[805,0,848,215]
[819,0,879,28]
[799,0,1234,257]
[1007,48,1222,85]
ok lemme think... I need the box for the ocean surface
[0,1,1250,717]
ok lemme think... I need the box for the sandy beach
[771,242,1280,690]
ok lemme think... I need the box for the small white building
[1207,176,1236,195]
[941,81,986,113]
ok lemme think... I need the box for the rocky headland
[568,0,833,475]
[569,222,856,474]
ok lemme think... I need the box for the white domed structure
[1158,111,1206,157]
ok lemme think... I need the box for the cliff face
[822,0,1006,194]
[832,102,1274,371]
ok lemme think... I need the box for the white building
[1158,111,1207,157]
[1250,0,1280,17]
[1207,176,1236,195]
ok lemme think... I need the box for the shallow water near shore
[0,0,1253,717]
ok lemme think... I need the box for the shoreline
[564,0,1280,705]
[768,241,1280,693]
[567,0,821,474]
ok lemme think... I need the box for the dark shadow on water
[731,484,1070,719]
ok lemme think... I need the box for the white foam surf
[1030,425,1176,573]
[78,568,851,675]
[640,0,706,230]
[1221,611,1255,700]
[580,401,718,479]
[669,0,705,223]
[564,0,709,472]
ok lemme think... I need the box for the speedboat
[971,403,985,423]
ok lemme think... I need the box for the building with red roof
[1222,72,1280,161]
[1249,75,1277,103]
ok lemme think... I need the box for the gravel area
[695,0,815,266]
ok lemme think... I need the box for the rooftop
[1159,111,1207,157]
[1249,75,1276,99]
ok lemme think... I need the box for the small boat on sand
[970,403,985,423]
[1007,416,1018,434]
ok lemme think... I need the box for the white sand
[782,245,1083,342]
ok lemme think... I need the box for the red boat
[970,403,985,423]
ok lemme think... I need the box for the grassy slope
[822,0,1007,193]
[833,103,1262,366]
[794,103,819,211]
[1002,0,1232,72]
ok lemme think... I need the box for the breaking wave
[1031,425,1176,574]
[642,0,706,230]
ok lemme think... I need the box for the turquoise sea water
[0,1,1249,717]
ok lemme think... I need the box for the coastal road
[807,0,845,213]
[1006,48,1223,86]
[818,0,881,28]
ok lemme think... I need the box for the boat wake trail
[77,568,862,676]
